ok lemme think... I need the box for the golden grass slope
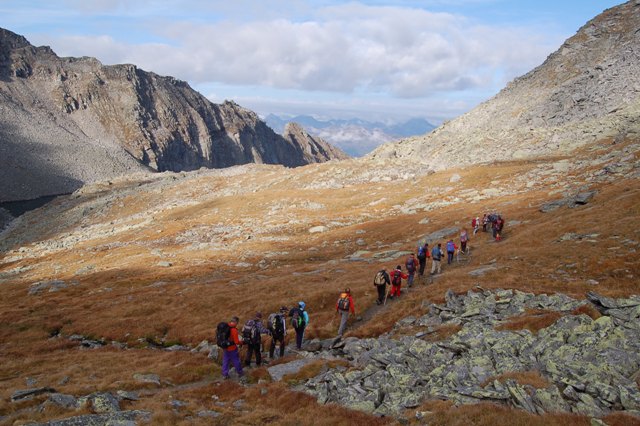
[0,134,639,425]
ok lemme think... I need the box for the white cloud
[40,2,558,100]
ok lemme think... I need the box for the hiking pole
[383,287,388,305]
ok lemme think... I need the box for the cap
[280,306,288,312]
[298,301,306,310]
[255,312,262,319]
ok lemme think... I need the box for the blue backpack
[417,246,426,257]
[446,241,455,252]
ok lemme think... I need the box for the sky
[0,0,624,125]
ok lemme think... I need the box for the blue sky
[0,0,624,124]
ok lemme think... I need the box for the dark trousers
[245,342,261,366]
[376,284,386,303]
[294,327,304,349]
[269,335,285,358]
[461,241,467,253]
[447,251,454,264]
[418,257,426,275]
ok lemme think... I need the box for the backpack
[373,270,387,286]
[242,321,261,345]
[269,314,285,338]
[417,246,426,258]
[391,271,402,286]
[446,241,455,252]
[216,322,232,349]
[431,246,440,260]
[460,232,468,243]
[406,256,415,272]
[471,218,477,227]
[291,310,305,330]
[337,294,350,311]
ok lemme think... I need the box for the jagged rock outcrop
[282,122,350,163]
[0,28,348,202]
[303,289,640,419]
[370,0,640,168]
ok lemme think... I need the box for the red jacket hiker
[226,321,242,352]
[336,293,355,314]
[389,267,408,298]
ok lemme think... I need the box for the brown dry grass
[409,400,591,426]
[495,309,563,334]
[1,137,639,423]
[481,370,550,389]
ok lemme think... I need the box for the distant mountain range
[264,114,436,157]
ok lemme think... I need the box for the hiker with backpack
[373,268,390,305]
[417,243,429,276]
[405,253,417,287]
[430,243,443,275]
[494,215,504,241]
[482,214,488,232]
[216,316,243,380]
[242,312,270,367]
[388,265,408,299]
[267,306,288,359]
[336,288,355,338]
[472,217,480,235]
[289,302,308,350]
[460,228,469,254]
[446,239,458,264]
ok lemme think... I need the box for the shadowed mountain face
[0,28,348,202]
[370,0,640,169]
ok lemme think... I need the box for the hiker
[242,312,270,367]
[472,216,480,235]
[460,228,469,254]
[289,302,309,350]
[417,243,429,276]
[388,265,408,299]
[336,288,355,338]
[431,243,443,275]
[494,215,504,241]
[267,306,288,359]
[373,268,390,305]
[446,239,457,264]
[218,316,243,379]
[289,302,308,350]
[405,253,417,287]
[482,214,488,232]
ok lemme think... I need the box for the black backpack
[392,271,402,286]
[242,321,261,345]
[269,314,285,338]
[216,322,232,348]
[291,310,305,330]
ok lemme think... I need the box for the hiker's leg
[244,345,253,366]
[296,329,303,349]
[269,338,276,358]
[337,311,349,336]
[222,350,231,377]
[279,337,285,357]
[230,349,243,376]
[407,274,414,287]
[255,344,262,366]
[377,285,385,302]
[431,261,436,274]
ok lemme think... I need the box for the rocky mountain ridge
[0,28,348,203]
[370,0,640,169]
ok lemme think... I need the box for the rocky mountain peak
[0,28,348,203]
[369,0,640,169]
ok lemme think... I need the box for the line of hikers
[473,212,505,241]
[215,302,309,379]
[216,290,358,379]
[216,215,505,379]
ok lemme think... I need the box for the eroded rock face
[303,289,640,418]
[0,28,348,202]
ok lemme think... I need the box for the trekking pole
[383,288,388,305]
